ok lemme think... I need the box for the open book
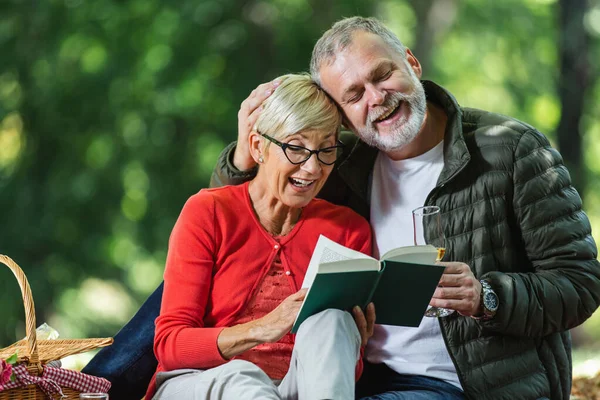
[291,235,446,333]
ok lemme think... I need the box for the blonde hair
[255,74,341,150]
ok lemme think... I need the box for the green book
[291,235,446,333]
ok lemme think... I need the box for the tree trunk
[556,0,591,198]
[408,0,458,75]
[557,0,594,349]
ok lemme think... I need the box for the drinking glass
[80,394,109,400]
[412,205,454,318]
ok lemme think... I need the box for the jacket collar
[337,80,470,205]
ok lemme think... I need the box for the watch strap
[471,279,497,321]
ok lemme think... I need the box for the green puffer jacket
[210,81,600,400]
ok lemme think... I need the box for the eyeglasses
[259,133,345,166]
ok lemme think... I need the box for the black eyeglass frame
[259,132,345,166]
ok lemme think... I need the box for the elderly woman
[145,74,374,400]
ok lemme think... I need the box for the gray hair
[310,16,407,86]
[255,73,341,150]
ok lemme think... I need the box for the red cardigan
[146,182,372,398]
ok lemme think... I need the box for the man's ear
[405,49,423,79]
[248,131,264,163]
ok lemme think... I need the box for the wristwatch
[472,279,499,320]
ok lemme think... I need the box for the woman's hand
[217,289,306,359]
[252,288,307,344]
[234,79,280,171]
[352,303,376,347]
[254,289,308,343]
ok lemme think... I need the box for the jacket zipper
[426,183,471,397]
[426,157,473,397]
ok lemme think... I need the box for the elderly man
[211,17,600,400]
[84,16,600,400]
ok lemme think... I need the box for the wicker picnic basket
[0,254,114,399]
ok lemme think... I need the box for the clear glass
[412,206,455,318]
[80,394,109,399]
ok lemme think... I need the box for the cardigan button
[274,244,280,250]
[285,271,291,276]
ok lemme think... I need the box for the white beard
[356,67,427,153]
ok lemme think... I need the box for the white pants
[153,309,361,400]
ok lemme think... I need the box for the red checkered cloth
[0,364,111,398]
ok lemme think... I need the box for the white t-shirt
[367,140,462,389]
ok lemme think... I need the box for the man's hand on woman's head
[352,302,376,347]
[234,79,281,171]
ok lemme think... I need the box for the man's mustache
[367,93,410,124]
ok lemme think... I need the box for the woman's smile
[288,177,317,190]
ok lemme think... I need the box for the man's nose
[366,84,386,107]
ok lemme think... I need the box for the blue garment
[356,361,465,400]
[82,283,163,400]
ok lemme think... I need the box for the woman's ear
[248,131,264,164]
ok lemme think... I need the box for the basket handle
[0,254,41,373]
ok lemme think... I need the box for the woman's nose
[301,153,322,174]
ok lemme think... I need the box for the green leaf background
[0,0,599,372]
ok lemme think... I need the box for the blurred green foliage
[1,0,599,356]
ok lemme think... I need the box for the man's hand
[234,79,281,171]
[430,262,482,317]
[352,303,376,347]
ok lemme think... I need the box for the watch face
[484,292,499,311]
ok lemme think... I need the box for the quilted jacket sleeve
[209,141,257,188]
[481,129,600,336]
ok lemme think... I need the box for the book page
[300,235,376,289]
[318,258,378,273]
[292,235,379,333]
[380,244,438,265]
